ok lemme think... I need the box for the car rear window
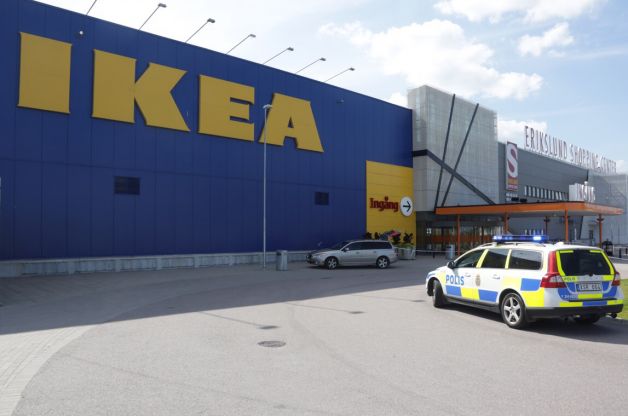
[508,250,543,270]
[373,241,392,249]
[480,249,509,269]
[557,250,611,276]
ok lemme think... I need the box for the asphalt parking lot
[1,258,627,416]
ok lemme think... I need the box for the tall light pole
[295,57,326,74]
[324,67,355,82]
[263,47,294,65]
[139,3,167,31]
[185,18,215,43]
[86,0,99,15]
[227,34,256,54]
[262,104,272,268]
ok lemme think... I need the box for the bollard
[276,250,288,271]
[445,245,455,260]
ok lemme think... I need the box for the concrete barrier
[0,251,310,278]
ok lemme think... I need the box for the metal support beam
[433,94,456,211]
[457,215,461,255]
[412,149,494,205]
[441,103,479,206]
[564,210,569,242]
[597,214,604,247]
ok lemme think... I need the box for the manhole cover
[258,340,286,348]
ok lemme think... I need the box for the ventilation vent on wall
[315,192,329,205]
[114,176,140,195]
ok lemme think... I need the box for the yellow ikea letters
[199,75,254,141]
[17,32,323,152]
[92,50,190,132]
[18,32,72,114]
[261,93,323,152]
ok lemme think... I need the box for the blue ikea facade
[0,0,412,261]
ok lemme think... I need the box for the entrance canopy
[435,202,624,253]
[435,202,623,218]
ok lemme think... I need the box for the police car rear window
[558,250,611,276]
[508,250,542,270]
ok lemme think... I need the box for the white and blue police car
[426,235,624,329]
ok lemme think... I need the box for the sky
[36,0,628,172]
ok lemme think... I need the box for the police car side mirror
[447,261,455,269]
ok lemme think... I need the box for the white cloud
[320,20,542,100]
[616,160,627,174]
[434,0,603,23]
[498,119,548,144]
[518,23,574,57]
[387,92,408,107]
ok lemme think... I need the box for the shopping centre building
[0,0,625,272]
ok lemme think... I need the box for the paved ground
[1,257,627,416]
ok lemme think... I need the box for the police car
[426,235,624,329]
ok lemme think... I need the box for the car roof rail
[478,243,496,248]
[492,241,546,247]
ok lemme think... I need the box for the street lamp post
[185,18,215,43]
[227,34,256,54]
[263,47,294,65]
[262,104,272,268]
[324,67,355,82]
[295,57,326,74]
[139,3,167,31]
[86,0,98,15]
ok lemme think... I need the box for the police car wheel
[500,293,528,329]
[432,280,446,308]
[574,314,601,325]
[376,256,390,269]
[325,257,338,270]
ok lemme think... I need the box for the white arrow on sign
[400,196,413,216]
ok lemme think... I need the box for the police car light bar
[492,235,548,243]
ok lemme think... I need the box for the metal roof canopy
[434,202,624,255]
[435,202,623,218]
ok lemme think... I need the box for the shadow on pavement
[436,301,628,346]
[1,256,626,347]
[0,259,432,336]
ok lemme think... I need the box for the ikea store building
[0,0,625,275]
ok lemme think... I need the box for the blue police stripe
[479,290,498,302]
[520,278,540,291]
[446,285,462,297]
[606,286,618,298]
[566,282,577,292]
[582,300,607,307]
[602,282,610,291]
[557,287,571,299]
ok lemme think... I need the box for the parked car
[426,236,623,329]
[307,240,398,269]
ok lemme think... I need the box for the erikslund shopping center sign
[524,126,617,175]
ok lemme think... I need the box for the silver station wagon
[307,239,398,269]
